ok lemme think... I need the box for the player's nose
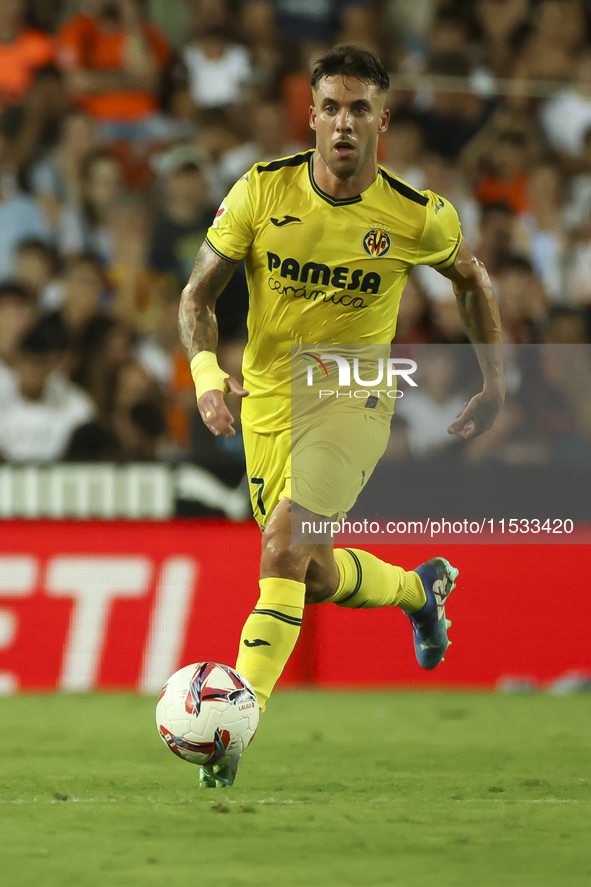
[335,107,353,131]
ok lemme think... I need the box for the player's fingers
[448,395,480,435]
[447,409,472,435]
[456,420,475,439]
[212,422,236,438]
[203,418,236,438]
[225,376,250,397]
[200,402,236,437]
[452,402,469,421]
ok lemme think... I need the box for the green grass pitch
[1,691,590,887]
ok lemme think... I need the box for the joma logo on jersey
[363,229,391,257]
[267,252,381,294]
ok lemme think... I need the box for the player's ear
[309,103,317,131]
[378,107,390,134]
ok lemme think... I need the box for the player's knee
[261,527,303,579]
[304,554,338,604]
[304,577,332,604]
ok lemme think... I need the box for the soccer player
[179,46,505,787]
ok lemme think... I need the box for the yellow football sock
[236,577,305,711]
[329,548,426,611]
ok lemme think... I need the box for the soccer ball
[155,662,259,765]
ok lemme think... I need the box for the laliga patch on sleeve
[213,202,227,228]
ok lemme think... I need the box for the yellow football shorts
[243,407,391,530]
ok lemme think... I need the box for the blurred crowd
[389,343,591,467]
[1,0,591,477]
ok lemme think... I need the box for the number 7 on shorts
[250,477,266,516]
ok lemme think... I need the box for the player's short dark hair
[311,45,390,93]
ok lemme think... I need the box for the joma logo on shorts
[267,252,381,294]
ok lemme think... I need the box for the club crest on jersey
[363,229,391,258]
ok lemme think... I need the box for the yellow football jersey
[205,150,462,433]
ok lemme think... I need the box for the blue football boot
[405,557,459,670]
[199,756,240,788]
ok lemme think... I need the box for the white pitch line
[0,797,587,806]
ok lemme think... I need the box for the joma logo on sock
[243,639,271,647]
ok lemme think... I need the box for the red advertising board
[0,520,588,693]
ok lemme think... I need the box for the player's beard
[321,140,374,182]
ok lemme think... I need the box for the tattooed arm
[179,241,249,438]
[438,239,505,439]
[179,240,237,359]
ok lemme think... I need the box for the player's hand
[197,377,249,438]
[447,385,505,440]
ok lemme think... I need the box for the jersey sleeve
[414,191,462,270]
[204,170,257,263]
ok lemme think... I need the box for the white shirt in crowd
[519,215,565,303]
[539,90,591,157]
[564,240,591,304]
[219,141,305,192]
[183,43,252,109]
[563,173,591,230]
[0,193,51,280]
[395,391,465,459]
[0,372,94,462]
[0,360,15,401]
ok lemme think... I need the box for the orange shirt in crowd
[107,265,168,334]
[58,14,169,121]
[476,171,529,214]
[281,71,313,146]
[0,28,55,109]
[168,349,194,446]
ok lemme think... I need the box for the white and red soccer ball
[156,662,259,765]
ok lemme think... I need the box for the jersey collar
[308,154,380,207]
